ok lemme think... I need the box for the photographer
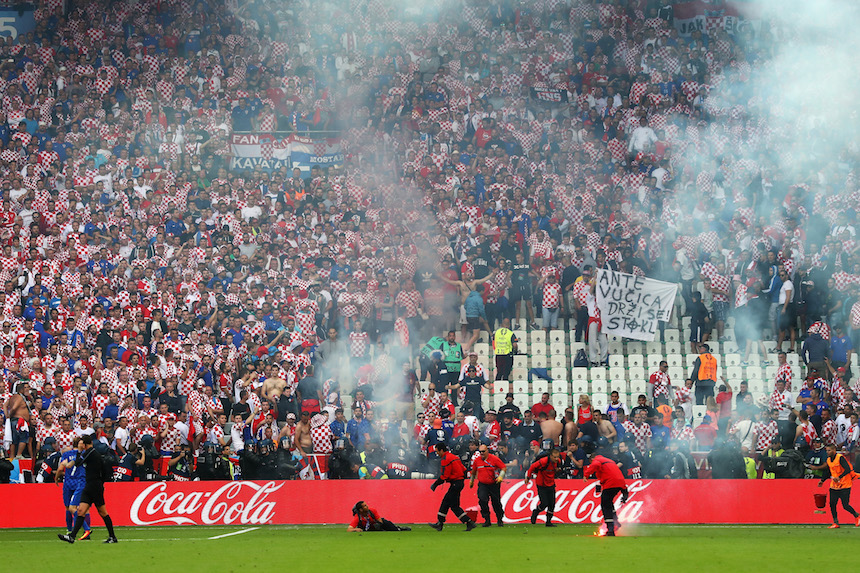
[114,442,146,481]
[347,501,411,532]
[168,443,196,481]
[136,435,160,481]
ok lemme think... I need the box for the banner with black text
[596,269,677,341]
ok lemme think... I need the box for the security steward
[691,343,717,404]
[492,318,518,381]
[469,444,507,527]
[819,443,860,528]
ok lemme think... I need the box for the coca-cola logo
[130,481,285,526]
[500,480,652,524]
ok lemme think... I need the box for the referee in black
[58,435,118,544]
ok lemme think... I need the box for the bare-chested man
[539,409,563,447]
[594,410,618,443]
[440,268,496,350]
[5,381,32,458]
[562,407,580,448]
[294,410,313,455]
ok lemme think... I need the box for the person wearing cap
[498,392,522,420]
[492,317,518,381]
[453,363,490,422]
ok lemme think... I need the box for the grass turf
[0,523,855,572]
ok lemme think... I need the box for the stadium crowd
[1,0,860,484]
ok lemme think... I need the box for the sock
[546,513,554,524]
[83,514,91,532]
[65,510,73,531]
[103,514,115,539]
[70,514,85,537]
[606,520,615,534]
[531,509,539,524]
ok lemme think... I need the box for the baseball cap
[506,392,514,398]
[530,440,540,447]
[485,409,497,416]
[287,413,296,420]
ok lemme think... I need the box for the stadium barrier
[0,479,831,527]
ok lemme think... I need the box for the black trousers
[532,485,556,523]
[695,382,715,405]
[830,488,859,523]
[495,354,513,380]
[575,307,588,342]
[368,518,404,531]
[777,420,794,449]
[477,482,504,523]
[601,487,626,530]
[438,480,467,523]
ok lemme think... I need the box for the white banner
[596,270,677,341]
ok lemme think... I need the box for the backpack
[573,348,588,368]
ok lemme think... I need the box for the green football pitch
[0,523,854,571]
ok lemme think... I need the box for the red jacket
[527,455,558,487]
[584,455,627,489]
[471,453,505,484]
[440,452,466,481]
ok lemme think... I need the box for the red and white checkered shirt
[649,370,671,399]
[349,331,369,358]
[821,419,837,445]
[675,385,692,406]
[56,429,77,451]
[775,363,793,391]
[394,289,423,318]
[542,282,562,309]
[622,420,652,453]
[670,424,695,443]
[754,420,778,451]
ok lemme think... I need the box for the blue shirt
[61,450,86,489]
[346,418,371,450]
[831,335,853,363]
[330,419,345,438]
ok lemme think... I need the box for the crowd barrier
[0,479,833,528]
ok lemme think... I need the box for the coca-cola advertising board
[0,479,830,528]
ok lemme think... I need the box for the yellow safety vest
[493,328,514,355]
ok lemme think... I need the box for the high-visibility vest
[827,453,855,490]
[699,353,717,381]
[493,328,514,355]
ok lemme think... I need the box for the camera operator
[257,427,279,479]
[35,438,61,483]
[329,437,357,479]
[137,435,160,480]
[168,443,197,481]
[114,442,146,481]
[240,440,263,480]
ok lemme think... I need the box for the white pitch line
[208,527,259,540]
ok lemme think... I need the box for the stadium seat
[514,393,530,411]
[550,367,568,380]
[609,366,626,381]
[473,342,490,357]
[513,355,528,370]
[747,379,766,394]
[646,354,663,369]
[551,379,570,395]
[665,341,682,355]
[746,355,762,367]
[493,381,510,394]
[511,367,528,381]
[549,353,566,369]
[609,380,628,395]
[667,354,684,368]
[668,367,684,382]
[571,368,588,381]
[725,366,743,380]
[512,379,529,394]
[692,406,707,425]
[590,368,607,380]
[551,394,570,413]
[493,394,508,409]
[609,341,624,355]
[592,393,609,413]
[570,341,586,354]
[549,330,565,345]
[591,379,608,394]
[530,330,547,347]
[629,380,647,396]
[549,342,566,357]
[665,330,680,343]
[627,342,644,355]
[765,366,778,380]
[531,355,547,369]
[513,330,528,351]
[609,355,624,368]
[628,367,646,382]
[724,353,741,367]
[722,340,739,353]
[745,366,762,381]
[532,379,549,395]
[572,380,589,395]
[787,354,800,368]
[645,341,663,355]
[682,316,692,329]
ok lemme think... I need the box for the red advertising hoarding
[0,479,831,528]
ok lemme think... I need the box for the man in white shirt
[114,416,131,454]
[777,269,795,352]
[627,117,658,154]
